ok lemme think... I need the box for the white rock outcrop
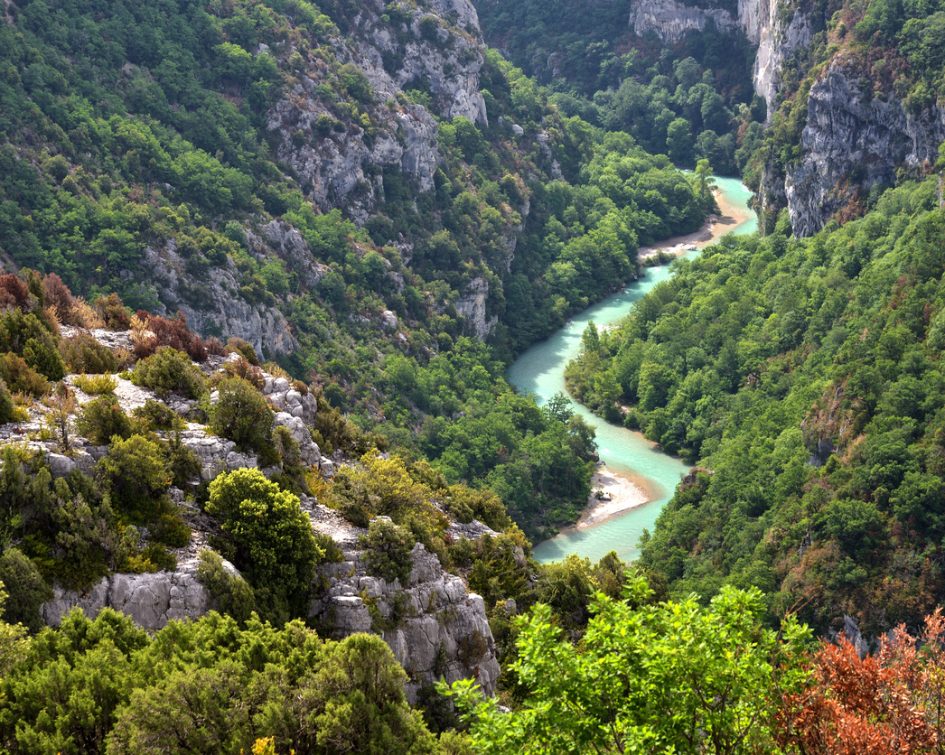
[42,557,212,630]
[311,538,500,701]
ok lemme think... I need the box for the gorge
[509,176,757,563]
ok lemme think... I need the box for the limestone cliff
[628,0,815,114]
[31,327,499,697]
[268,0,487,222]
[784,60,945,236]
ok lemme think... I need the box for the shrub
[164,435,201,487]
[99,435,172,520]
[60,332,119,374]
[149,510,191,549]
[132,400,182,431]
[225,337,259,365]
[73,374,117,395]
[41,273,78,326]
[22,336,65,381]
[93,292,131,330]
[132,347,205,399]
[195,549,256,622]
[210,377,273,456]
[222,356,264,389]
[206,468,322,621]
[0,380,16,425]
[361,518,414,585]
[0,274,30,310]
[76,395,132,445]
[135,313,207,362]
[0,548,50,632]
[0,353,47,397]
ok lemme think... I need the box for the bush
[0,380,16,424]
[0,354,46,397]
[225,337,259,365]
[149,511,191,549]
[100,435,172,520]
[73,374,117,395]
[22,336,65,381]
[0,548,51,632]
[76,395,132,445]
[133,313,207,362]
[132,347,205,399]
[94,293,131,330]
[132,400,182,432]
[61,332,119,374]
[195,549,255,622]
[0,274,31,310]
[361,518,415,585]
[41,272,77,325]
[209,377,273,456]
[221,356,264,389]
[164,435,201,487]
[206,468,322,621]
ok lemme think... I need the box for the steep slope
[568,177,945,635]
[0,0,713,538]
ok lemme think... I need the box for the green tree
[206,468,322,622]
[666,118,694,165]
[99,434,172,521]
[210,377,274,457]
[361,518,415,585]
[0,548,50,632]
[448,582,811,753]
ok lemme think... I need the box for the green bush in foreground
[206,468,321,622]
[132,347,205,399]
[447,582,811,754]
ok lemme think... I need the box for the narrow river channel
[507,177,758,563]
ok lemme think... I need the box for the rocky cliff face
[309,509,500,702]
[628,0,814,113]
[629,0,737,43]
[268,0,487,223]
[33,327,498,696]
[783,60,945,236]
[737,0,814,115]
[42,554,213,630]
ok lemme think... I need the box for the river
[507,176,758,563]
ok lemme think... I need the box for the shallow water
[507,177,757,563]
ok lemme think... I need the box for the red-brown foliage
[781,611,945,754]
[0,273,31,311]
[41,273,77,324]
[93,293,131,330]
[134,312,207,362]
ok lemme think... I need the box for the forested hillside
[475,0,764,175]
[568,175,945,634]
[0,0,715,538]
[9,0,945,751]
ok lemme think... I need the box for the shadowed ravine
[507,177,758,563]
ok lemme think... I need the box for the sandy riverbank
[575,467,659,529]
[638,185,754,262]
[574,188,752,530]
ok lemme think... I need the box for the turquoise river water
[507,176,758,563]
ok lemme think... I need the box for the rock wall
[42,556,212,630]
[784,61,945,236]
[309,509,500,702]
[628,0,814,114]
[268,0,487,223]
[629,0,737,43]
[737,0,814,115]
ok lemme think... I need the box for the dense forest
[0,0,716,539]
[474,0,765,175]
[568,174,945,635]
